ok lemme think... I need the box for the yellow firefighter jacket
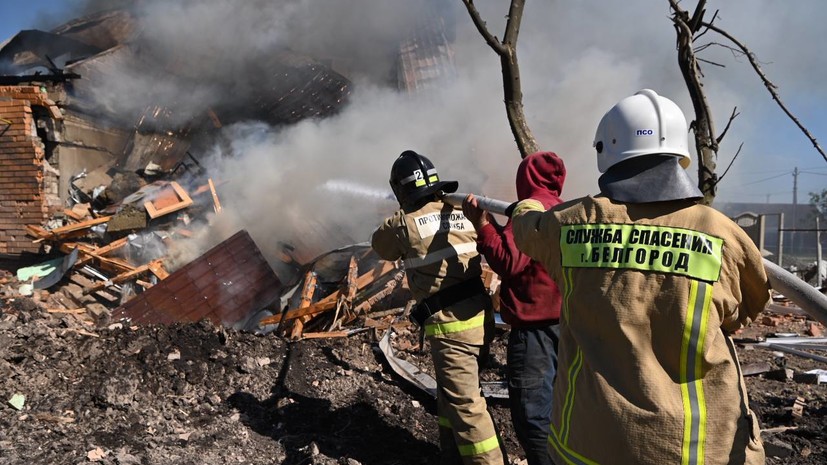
[512,195,770,465]
[371,201,491,344]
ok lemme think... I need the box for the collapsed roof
[0,3,458,327]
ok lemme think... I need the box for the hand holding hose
[462,194,494,231]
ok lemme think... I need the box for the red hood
[516,151,566,208]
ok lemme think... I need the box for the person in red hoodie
[462,151,565,465]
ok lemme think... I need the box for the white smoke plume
[48,0,827,275]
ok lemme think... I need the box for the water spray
[320,179,396,203]
[441,191,827,326]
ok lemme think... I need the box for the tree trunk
[500,48,538,157]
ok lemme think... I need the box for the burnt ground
[0,295,825,465]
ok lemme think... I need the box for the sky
[1,0,826,264]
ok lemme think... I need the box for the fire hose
[441,192,827,327]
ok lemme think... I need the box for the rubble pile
[0,298,445,464]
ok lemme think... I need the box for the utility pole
[792,167,799,207]
[792,167,799,255]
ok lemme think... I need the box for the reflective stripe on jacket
[372,201,490,343]
[512,195,769,465]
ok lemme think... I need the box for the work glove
[408,301,434,328]
[504,201,518,217]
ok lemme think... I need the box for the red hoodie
[476,152,565,327]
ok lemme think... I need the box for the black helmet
[389,150,458,210]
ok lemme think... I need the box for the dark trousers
[507,325,559,465]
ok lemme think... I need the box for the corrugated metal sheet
[113,230,282,326]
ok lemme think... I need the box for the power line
[739,171,793,186]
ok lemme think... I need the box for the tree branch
[670,0,719,203]
[715,142,743,184]
[503,0,527,46]
[716,106,739,144]
[702,20,827,163]
[461,0,537,158]
[460,0,507,55]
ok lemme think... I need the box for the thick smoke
[50,0,827,273]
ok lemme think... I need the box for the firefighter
[511,89,770,465]
[372,150,504,465]
[462,151,566,465]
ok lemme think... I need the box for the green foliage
[810,189,827,219]
[809,188,827,220]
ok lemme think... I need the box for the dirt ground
[0,294,825,465]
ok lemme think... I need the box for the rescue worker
[462,151,566,465]
[510,89,770,465]
[371,150,504,465]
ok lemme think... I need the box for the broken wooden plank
[60,328,100,338]
[329,256,360,331]
[64,237,130,267]
[144,181,193,219]
[61,242,135,275]
[46,308,85,314]
[289,271,318,340]
[762,426,799,435]
[80,237,129,262]
[301,327,371,339]
[345,256,359,303]
[353,269,405,315]
[208,178,222,213]
[63,208,85,221]
[27,216,112,241]
[206,108,222,128]
[259,260,397,326]
[147,261,170,280]
[82,259,163,295]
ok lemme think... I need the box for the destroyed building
[0,3,459,331]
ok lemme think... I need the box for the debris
[763,437,795,458]
[82,259,164,295]
[113,230,281,327]
[16,248,79,290]
[86,447,107,462]
[765,368,794,381]
[7,394,25,410]
[47,308,85,314]
[792,372,821,384]
[106,204,147,233]
[378,327,437,398]
[804,369,827,384]
[143,181,193,219]
[758,337,827,363]
[301,327,371,339]
[26,216,112,242]
[741,362,773,376]
[791,396,806,419]
[208,178,222,213]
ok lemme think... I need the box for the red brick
[0,148,38,155]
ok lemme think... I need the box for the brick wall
[0,86,63,255]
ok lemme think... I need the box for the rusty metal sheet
[113,230,281,327]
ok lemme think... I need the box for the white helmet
[593,89,691,173]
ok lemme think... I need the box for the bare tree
[669,0,826,205]
[461,0,537,158]
[461,0,825,180]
